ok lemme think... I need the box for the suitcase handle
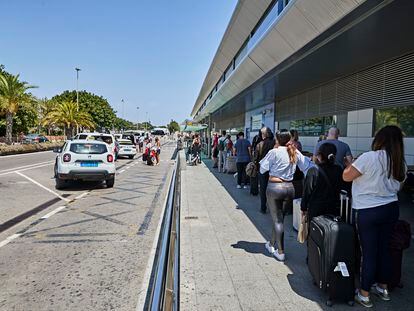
[340,190,352,224]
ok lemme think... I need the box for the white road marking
[15,171,70,202]
[75,192,89,200]
[0,234,21,249]
[41,206,66,219]
[0,161,52,174]
[118,169,126,174]
[0,150,52,158]
[0,162,53,177]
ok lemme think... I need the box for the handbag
[297,214,308,243]
[245,162,258,177]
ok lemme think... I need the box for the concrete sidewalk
[180,159,414,311]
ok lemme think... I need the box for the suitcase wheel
[326,300,333,307]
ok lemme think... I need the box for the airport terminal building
[191,0,414,164]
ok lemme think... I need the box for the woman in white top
[260,129,313,261]
[343,125,406,308]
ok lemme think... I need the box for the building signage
[251,114,263,131]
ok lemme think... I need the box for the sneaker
[237,185,242,189]
[265,241,275,255]
[273,249,285,262]
[355,292,374,308]
[243,185,248,189]
[371,285,391,301]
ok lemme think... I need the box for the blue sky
[0,0,237,126]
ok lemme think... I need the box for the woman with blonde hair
[260,129,312,261]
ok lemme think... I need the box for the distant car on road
[117,139,137,159]
[151,128,169,136]
[53,139,116,189]
[22,134,49,144]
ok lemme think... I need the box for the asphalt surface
[0,140,176,310]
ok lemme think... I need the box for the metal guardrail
[148,151,181,311]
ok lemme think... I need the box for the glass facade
[375,105,414,137]
[290,116,336,137]
[196,0,290,117]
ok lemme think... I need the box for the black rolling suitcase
[308,191,355,307]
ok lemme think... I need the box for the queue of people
[209,124,408,308]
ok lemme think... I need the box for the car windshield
[69,143,107,154]
[120,141,133,146]
[90,135,113,144]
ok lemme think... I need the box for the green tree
[113,117,135,131]
[141,121,153,131]
[0,104,38,137]
[167,119,180,133]
[0,73,37,144]
[52,90,117,130]
[38,97,58,134]
[42,101,95,138]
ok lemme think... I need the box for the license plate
[81,162,98,167]
[124,149,131,151]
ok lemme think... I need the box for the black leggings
[266,182,294,251]
[236,162,248,186]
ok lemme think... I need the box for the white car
[117,139,137,159]
[54,140,116,189]
[74,132,116,155]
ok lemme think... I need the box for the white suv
[54,140,116,189]
[117,139,137,159]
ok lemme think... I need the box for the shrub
[0,141,65,156]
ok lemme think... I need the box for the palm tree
[0,73,37,144]
[42,100,95,138]
[38,98,58,135]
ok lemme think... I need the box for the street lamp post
[75,67,81,134]
[145,112,148,132]
[136,106,140,130]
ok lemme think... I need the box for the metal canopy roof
[191,0,366,120]
[191,0,272,117]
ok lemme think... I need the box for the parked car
[22,134,49,144]
[117,139,137,159]
[53,140,116,189]
[74,132,116,155]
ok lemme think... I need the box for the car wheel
[106,177,115,188]
[55,177,65,190]
[129,155,134,159]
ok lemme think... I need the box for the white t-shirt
[259,147,314,181]
[351,150,403,210]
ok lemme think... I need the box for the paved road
[0,140,176,310]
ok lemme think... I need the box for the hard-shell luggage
[250,175,259,196]
[307,191,355,307]
[389,220,411,290]
[226,156,237,174]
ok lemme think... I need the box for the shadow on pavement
[203,159,414,311]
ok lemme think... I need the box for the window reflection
[375,105,414,137]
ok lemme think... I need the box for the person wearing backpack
[301,143,344,221]
[254,127,275,213]
[217,130,228,173]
